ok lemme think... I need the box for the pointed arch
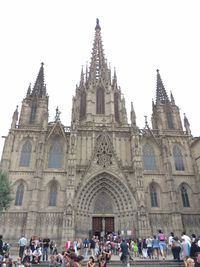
[96,87,105,114]
[19,140,32,167]
[143,144,156,170]
[114,92,120,122]
[80,91,86,119]
[180,184,190,207]
[149,183,158,207]
[15,183,24,206]
[49,180,58,206]
[166,107,174,129]
[30,102,37,123]
[48,138,63,168]
[173,145,185,171]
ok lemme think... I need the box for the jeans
[43,247,49,261]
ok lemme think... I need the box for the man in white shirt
[181,231,191,246]
[18,235,28,259]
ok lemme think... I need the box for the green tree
[0,171,12,212]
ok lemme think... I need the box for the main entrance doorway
[92,217,114,240]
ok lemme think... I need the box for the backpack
[159,234,165,241]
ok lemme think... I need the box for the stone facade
[0,19,200,247]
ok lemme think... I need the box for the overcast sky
[0,0,199,156]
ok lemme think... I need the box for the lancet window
[173,145,185,171]
[143,144,156,170]
[48,139,63,168]
[96,87,105,114]
[19,140,32,167]
[15,183,24,206]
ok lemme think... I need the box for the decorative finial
[95,18,101,30]
[144,115,148,127]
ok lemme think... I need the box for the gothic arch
[11,179,28,208]
[75,172,136,214]
[173,144,185,171]
[47,136,64,169]
[178,182,192,208]
[19,139,32,167]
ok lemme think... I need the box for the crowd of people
[0,230,200,267]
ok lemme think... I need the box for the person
[86,256,96,267]
[76,255,84,267]
[42,237,50,261]
[152,235,160,259]
[157,229,167,260]
[182,237,191,261]
[0,235,3,256]
[185,257,195,267]
[32,246,42,264]
[83,238,90,260]
[195,252,200,267]
[171,236,181,261]
[120,239,129,267]
[23,246,32,264]
[18,235,28,259]
[168,232,175,259]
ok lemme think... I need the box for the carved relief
[95,134,112,167]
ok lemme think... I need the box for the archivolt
[75,172,136,213]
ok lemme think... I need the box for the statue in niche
[64,204,72,215]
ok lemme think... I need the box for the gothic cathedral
[0,19,200,247]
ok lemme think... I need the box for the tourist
[0,235,3,256]
[152,235,160,259]
[86,256,96,267]
[18,235,28,259]
[157,229,167,260]
[185,257,195,267]
[195,252,200,267]
[171,236,181,261]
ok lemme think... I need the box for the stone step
[32,260,185,267]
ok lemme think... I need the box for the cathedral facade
[0,19,200,247]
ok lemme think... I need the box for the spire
[79,66,84,87]
[130,102,136,126]
[11,105,19,129]
[156,69,169,104]
[184,113,191,135]
[88,18,109,82]
[32,62,46,97]
[170,91,175,104]
[26,83,31,97]
[112,68,117,88]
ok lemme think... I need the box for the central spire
[88,18,109,82]
[156,69,169,104]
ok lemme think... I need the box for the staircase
[33,259,185,267]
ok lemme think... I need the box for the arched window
[19,140,32,167]
[48,139,63,168]
[80,91,86,119]
[173,145,185,171]
[181,184,190,207]
[114,92,120,122]
[150,184,158,207]
[49,181,57,206]
[30,102,37,123]
[96,87,105,114]
[143,144,156,170]
[165,105,174,129]
[15,183,24,206]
